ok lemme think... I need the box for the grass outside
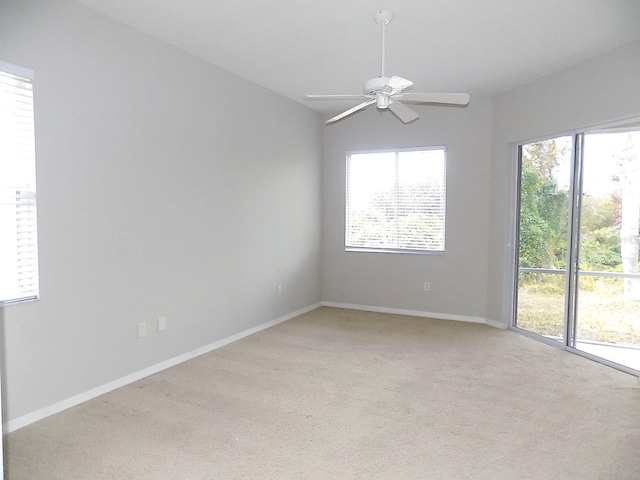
[517,279,640,345]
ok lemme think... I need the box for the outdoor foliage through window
[346,148,446,253]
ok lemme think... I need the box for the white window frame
[345,146,447,254]
[0,60,39,305]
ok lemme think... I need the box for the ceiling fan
[304,10,470,125]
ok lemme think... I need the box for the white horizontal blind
[346,148,446,253]
[0,65,39,304]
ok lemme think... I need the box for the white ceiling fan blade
[304,94,371,101]
[388,100,419,124]
[386,76,413,93]
[396,92,470,105]
[325,98,377,125]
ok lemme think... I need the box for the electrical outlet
[137,321,147,338]
[277,285,282,296]
[424,282,430,292]
[158,316,167,332]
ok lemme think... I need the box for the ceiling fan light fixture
[377,94,390,109]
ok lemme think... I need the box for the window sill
[345,247,445,255]
[0,295,39,307]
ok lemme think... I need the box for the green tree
[616,133,640,299]
[518,140,568,269]
[578,194,621,270]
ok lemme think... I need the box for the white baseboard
[4,302,322,434]
[485,318,509,329]
[321,301,492,326]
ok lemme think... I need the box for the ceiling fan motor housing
[363,77,391,95]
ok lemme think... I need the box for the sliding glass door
[574,131,640,370]
[514,135,573,343]
[514,126,640,373]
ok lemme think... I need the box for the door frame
[508,115,640,376]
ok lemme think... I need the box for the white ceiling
[75,0,640,116]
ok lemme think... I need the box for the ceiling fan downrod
[374,10,394,78]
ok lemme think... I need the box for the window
[345,147,446,253]
[0,61,39,305]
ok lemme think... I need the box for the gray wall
[487,40,640,326]
[0,0,323,423]
[322,99,493,319]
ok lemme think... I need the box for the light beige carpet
[4,307,640,479]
